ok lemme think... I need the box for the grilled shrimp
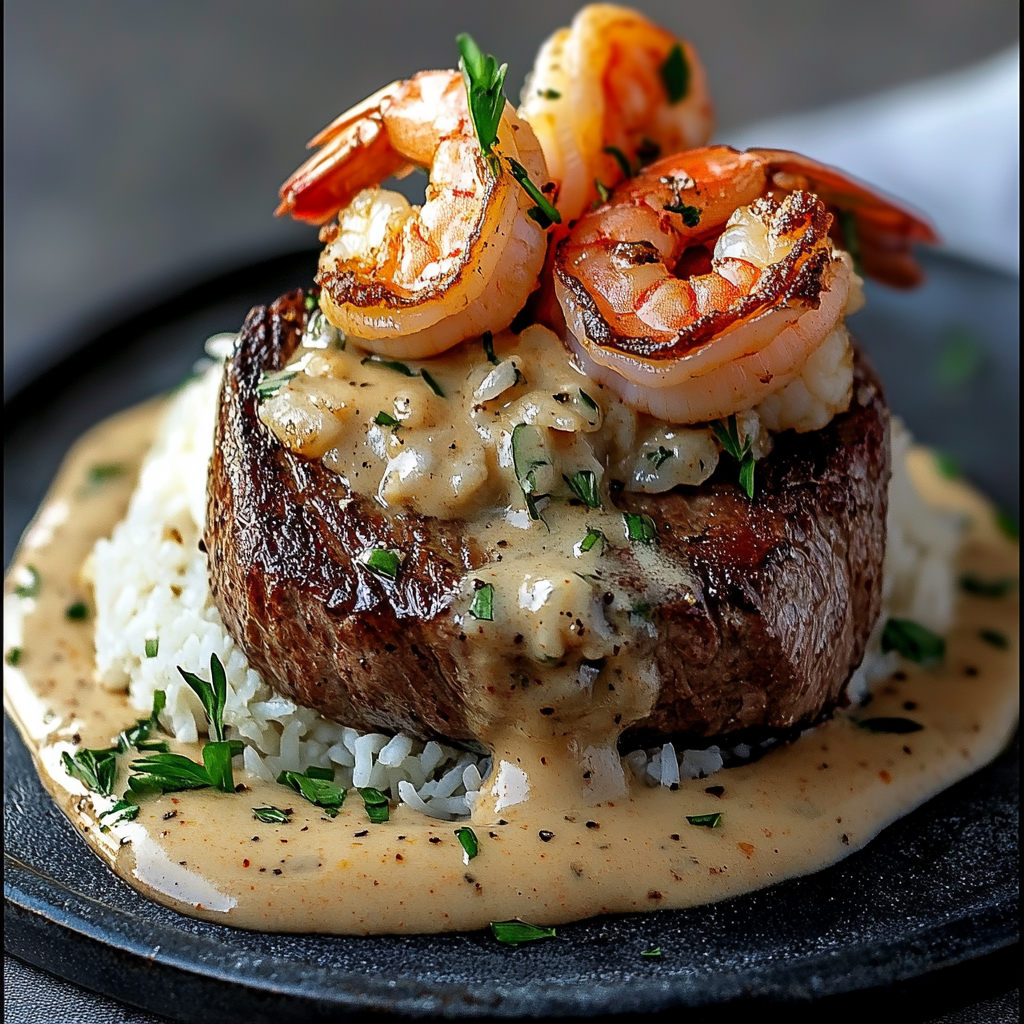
[554,146,937,424]
[520,4,714,224]
[276,70,550,359]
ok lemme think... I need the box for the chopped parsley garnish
[177,653,228,742]
[200,741,239,793]
[304,290,320,312]
[361,354,416,377]
[278,767,346,816]
[88,462,126,485]
[881,618,945,664]
[837,209,863,275]
[564,470,601,509]
[490,920,556,947]
[856,717,924,734]
[630,601,654,623]
[507,157,562,229]
[420,369,446,398]
[358,787,389,824]
[623,512,658,544]
[604,145,632,179]
[456,32,508,160]
[61,747,119,796]
[578,529,605,554]
[936,329,983,388]
[253,806,292,824]
[933,451,960,479]
[116,690,167,753]
[99,798,140,826]
[454,826,479,863]
[511,423,550,522]
[660,44,690,104]
[645,446,674,469]
[256,368,297,399]
[594,178,611,204]
[5,647,22,667]
[577,389,599,414]
[145,637,159,658]
[685,813,722,828]
[640,947,663,958]
[959,574,1017,598]
[362,548,401,581]
[128,751,216,795]
[15,565,41,599]
[663,202,701,227]
[995,508,1019,541]
[979,628,1009,650]
[469,582,494,621]
[66,602,89,621]
[538,88,561,99]
[482,330,499,365]
[713,415,756,498]
[374,411,400,428]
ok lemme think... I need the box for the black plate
[4,250,1019,1022]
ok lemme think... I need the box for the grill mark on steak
[206,290,889,747]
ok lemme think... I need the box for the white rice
[90,349,963,811]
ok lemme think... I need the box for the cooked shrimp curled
[277,70,550,360]
[554,146,936,424]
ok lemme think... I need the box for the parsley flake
[88,463,126,485]
[129,751,214,795]
[362,548,401,580]
[5,647,22,667]
[360,787,390,824]
[641,947,663,958]
[660,44,690,104]
[361,354,416,377]
[420,369,446,398]
[456,32,508,160]
[253,806,292,824]
[145,637,159,658]
[15,565,41,599]
[881,618,945,664]
[663,202,701,227]
[455,826,479,863]
[482,331,499,365]
[490,920,556,947]
[61,747,119,796]
[713,415,756,498]
[604,145,633,179]
[645,446,674,469]
[564,470,601,509]
[278,768,346,817]
[256,368,297,399]
[623,512,658,544]
[507,158,562,228]
[469,582,494,621]
[66,602,89,621]
[979,628,1009,650]
[578,529,605,554]
[959,574,1017,598]
[686,813,722,828]
[374,411,400,428]
[177,653,228,742]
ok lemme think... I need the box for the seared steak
[206,291,889,747]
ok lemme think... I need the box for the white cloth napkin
[724,47,1019,276]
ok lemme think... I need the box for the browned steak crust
[206,291,889,747]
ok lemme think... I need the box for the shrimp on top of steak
[520,3,714,223]
[555,145,937,425]
[276,66,551,360]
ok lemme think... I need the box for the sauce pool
[3,399,1018,934]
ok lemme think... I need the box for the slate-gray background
[3,0,1019,398]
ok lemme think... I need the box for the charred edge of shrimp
[555,191,836,362]
[315,164,499,310]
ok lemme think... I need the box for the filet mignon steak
[206,290,889,748]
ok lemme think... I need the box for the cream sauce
[4,401,1019,935]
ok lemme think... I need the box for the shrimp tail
[276,82,413,224]
[752,148,939,288]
